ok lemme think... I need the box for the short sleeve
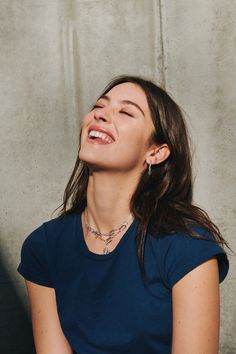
[159,227,229,289]
[17,223,53,287]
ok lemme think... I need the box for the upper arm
[171,257,220,354]
[26,280,73,354]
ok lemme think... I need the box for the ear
[145,144,170,166]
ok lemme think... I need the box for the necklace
[84,208,133,255]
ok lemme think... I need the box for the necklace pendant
[103,247,109,255]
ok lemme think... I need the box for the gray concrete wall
[0,1,235,353]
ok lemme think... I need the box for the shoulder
[43,211,78,234]
[18,212,80,287]
[44,212,77,237]
[22,212,78,248]
[147,225,229,289]
[150,224,224,251]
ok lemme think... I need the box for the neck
[85,170,140,231]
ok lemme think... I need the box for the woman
[18,75,230,354]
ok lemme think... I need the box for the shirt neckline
[76,212,138,261]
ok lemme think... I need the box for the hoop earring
[148,163,152,176]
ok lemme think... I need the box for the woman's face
[79,82,156,174]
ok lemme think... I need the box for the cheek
[122,126,150,148]
[82,113,92,125]
[80,114,92,137]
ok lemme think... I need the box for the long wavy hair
[54,75,231,273]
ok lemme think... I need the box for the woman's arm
[171,257,220,354]
[25,280,73,354]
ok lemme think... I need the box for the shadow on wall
[0,250,35,354]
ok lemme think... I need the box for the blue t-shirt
[17,212,229,354]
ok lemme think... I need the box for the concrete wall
[0,1,235,353]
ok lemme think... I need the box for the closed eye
[92,104,103,109]
[120,111,134,117]
[91,104,133,117]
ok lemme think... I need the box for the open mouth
[88,130,114,144]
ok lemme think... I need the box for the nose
[94,106,112,123]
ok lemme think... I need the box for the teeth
[89,130,113,143]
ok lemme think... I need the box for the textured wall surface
[161,2,236,353]
[0,1,235,353]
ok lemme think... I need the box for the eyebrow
[98,94,145,117]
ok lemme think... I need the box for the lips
[88,125,115,142]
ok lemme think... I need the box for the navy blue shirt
[17,212,229,354]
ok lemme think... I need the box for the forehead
[102,82,149,111]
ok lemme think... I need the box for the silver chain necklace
[84,208,133,255]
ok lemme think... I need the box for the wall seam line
[158,0,166,88]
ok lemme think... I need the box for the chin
[79,152,107,171]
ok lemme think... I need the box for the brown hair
[54,75,232,273]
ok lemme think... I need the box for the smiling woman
[17,75,230,354]
[79,81,164,175]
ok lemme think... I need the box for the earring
[148,163,152,176]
